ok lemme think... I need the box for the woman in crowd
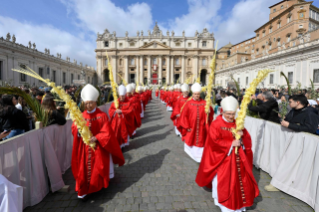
[41,94,66,126]
[0,94,29,140]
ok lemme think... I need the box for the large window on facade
[162,59,166,66]
[162,77,166,84]
[71,74,74,83]
[105,59,108,65]
[288,72,293,84]
[130,74,135,83]
[130,58,134,65]
[63,72,66,84]
[202,41,207,47]
[202,58,207,66]
[314,69,319,83]
[153,58,157,64]
[144,59,147,66]
[39,68,43,78]
[104,41,109,47]
[78,75,80,80]
[20,64,26,82]
[269,74,274,84]
[53,70,56,82]
[175,58,180,65]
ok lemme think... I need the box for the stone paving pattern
[24,98,314,212]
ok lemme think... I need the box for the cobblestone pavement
[24,98,314,212]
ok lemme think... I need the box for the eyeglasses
[223,112,236,116]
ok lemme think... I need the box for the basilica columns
[147,55,151,84]
[166,56,170,84]
[158,56,162,84]
[193,55,199,81]
[136,56,139,83]
[124,56,129,82]
[181,56,185,83]
[139,56,143,84]
[170,56,174,84]
[112,55,117,83]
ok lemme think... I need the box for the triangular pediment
[139,41,171,50]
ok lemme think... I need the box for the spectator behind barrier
[281,94,319,134]
[41,94,66,126]
[0,95,29,140]
[248,91,280,123]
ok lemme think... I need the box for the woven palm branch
[117,73,128,86]
[280,72,291,96]
[105,52,119,109]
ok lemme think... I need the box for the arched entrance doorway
[200,69,207,85]
[104,69,110,83]
[92,73,98,85]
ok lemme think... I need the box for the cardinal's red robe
[170,95,188,126]
[127,94,142,129]
[178,98,214,147]
[195,115,259,210]
[155,90,159,98]
[109,98,135,147]
[71,108,125,196]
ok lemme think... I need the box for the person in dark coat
[41,94,66,126]
[281,94,319,134]
[248,91,280,123]
[0,95,29,140]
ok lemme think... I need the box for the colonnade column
[166,55,170,84]
[112,55,117,84]
[147,55,151,84]
[136,56,139,84]
[158,56,162,84]
[193,55,198,82]
[181,56,185,83]
[139,56,144,85]
[124,56,129,83]
[171,56,174,84]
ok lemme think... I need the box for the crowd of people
[158,82,319,212]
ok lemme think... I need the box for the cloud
[215,0,279,46]
[60,0,153,36]
[0,16,96,67]
[167,0,222,36]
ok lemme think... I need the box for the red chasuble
[178,98,214,147]
[109,98,135,146]
[195,115,259,210]
[155,90,159,97]
[170,95,188,126]
[71,108,125,196]
[127,94,142,129]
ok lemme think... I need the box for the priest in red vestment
[178,83,214,163]
[196,96,259,212]
[170,83,189,137]
[137,86,145,118]
[126,84,141,137]
[155,87,159,99]
[109,85,135,148]
[71,84,125,200]
[166,86,174,111]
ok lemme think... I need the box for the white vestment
[184,143,203,163]
[175,126,181,136]
[140,103,144,118]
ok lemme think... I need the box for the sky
[1,0,318,68]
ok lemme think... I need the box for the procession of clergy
[73,82,259,212]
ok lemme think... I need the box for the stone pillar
[193,55,199,81]
[139,56,143,84]
[171,56,174,84]
[166,56,170,84]
[181,55,185,83]
[98,56,103,84]
[158,56,162,84]
[112,55,117,84]
[136,56,139,84]
[147,55,151,84]
[124,56,129,83]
